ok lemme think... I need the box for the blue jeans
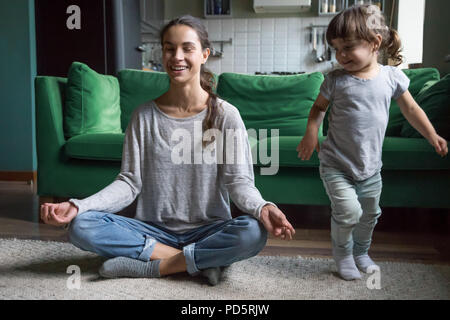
[68,211,267,275]
[319,165,383,258]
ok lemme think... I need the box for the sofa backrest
[98,67,441,137]
[217,72,324,137]
[118,70,170,132]
[385,68,441,137]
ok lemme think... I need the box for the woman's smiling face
[162,25,210,84]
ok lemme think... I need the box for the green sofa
[35,67,450,208]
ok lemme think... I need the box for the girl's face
[331,37,380,72]
[162,25,210,84]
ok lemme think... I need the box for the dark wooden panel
[35,0,108,76]
[0,171,36,182]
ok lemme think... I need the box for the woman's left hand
[260,205,296,241]
[430,134,448,157]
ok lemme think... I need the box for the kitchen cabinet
[204,0,232,18]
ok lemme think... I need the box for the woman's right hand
[296,133,320,161]
[40,201,78,227]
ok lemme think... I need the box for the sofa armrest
[35,76,68,193]
[35,75,67,150]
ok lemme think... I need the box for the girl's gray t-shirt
[319,65,410,181]
[69,99,272,233]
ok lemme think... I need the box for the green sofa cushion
[217,72,324,137]
[382,137,450,170]
[400,75,450,141]
[404,68,441,97]
[63,133,450,170]
[385,68,441,137]
[64,62,122,138]
[416,79,440,96]
[65,133,125,161]
[118,70,170,132]
[251,136,450,170]
[253,136,322,168]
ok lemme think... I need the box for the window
[397,0,425,68]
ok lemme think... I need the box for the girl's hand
[429,134,448,157]
[40,201,78,227]
[296,133,320,161]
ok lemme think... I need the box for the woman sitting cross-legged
[40,15,295,286]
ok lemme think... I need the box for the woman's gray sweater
[69,99,272,233]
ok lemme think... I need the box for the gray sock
[355,254,379,273]
[201,267,222,286]
[334,255,362,281]
[99,257,161,279]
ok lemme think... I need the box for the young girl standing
[297,5,448,281]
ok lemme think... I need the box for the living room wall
[423,0,450,77]
[0,0,37,173]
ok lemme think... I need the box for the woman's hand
[260,205,295,240]
[40,201,78,227]
[429,134,448,157]
[296,132,320,161]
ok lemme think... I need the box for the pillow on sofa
[217,72,324,137]
[400,74,450,140]
[118,70,170,132]
[64,62,122,138]
[416,79,440,97]
[386,68,441,137]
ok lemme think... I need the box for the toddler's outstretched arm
[396,90,448,157]
[297,94,329,161]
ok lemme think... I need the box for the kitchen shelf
[348,0,384,12]
[204,0,232,19]
[318,0,385,16]
[318,0,346,16]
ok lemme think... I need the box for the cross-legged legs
[68,212,267,282]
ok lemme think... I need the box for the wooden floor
[1,181,449,265]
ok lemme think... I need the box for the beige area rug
[0,238,448,300]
